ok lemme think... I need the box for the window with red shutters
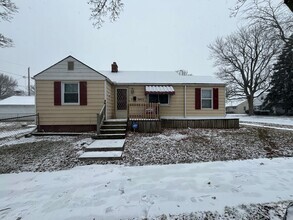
[54,81,87,106]
[195,87,219,110]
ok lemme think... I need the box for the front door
[116,88,128,118]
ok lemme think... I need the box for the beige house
[33,56,228,132]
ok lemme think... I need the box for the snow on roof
[100,71,225,85]
[0,96,35,105]
[226,99,247,107]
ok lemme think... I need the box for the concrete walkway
[79,139,125,160]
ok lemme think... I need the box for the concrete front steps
[92,119,127,140]
[79,119,127,160]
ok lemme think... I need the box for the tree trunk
[247,95,254,116]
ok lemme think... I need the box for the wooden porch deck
[127,103,239,132]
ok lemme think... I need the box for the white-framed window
[62,82,79,105]
[149,94,169,105]
[201,89,212,109]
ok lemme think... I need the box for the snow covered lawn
[227,114,293,127]
[0,157,292,220]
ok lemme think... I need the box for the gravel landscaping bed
[0,135,91,173]
[1,125,293,173]
[122,126,293,166]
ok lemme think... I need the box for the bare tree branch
[0,0,18,48]
[0,0,17,21]
[0,33,13,47]
[88,0,124,29]
[231,0,293,44]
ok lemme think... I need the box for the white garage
[0,96,35,119]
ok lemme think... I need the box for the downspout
[184,85,187,118]
[104,81,107,119]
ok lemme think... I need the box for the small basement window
[62,82,79,104]
[68,61,74,71]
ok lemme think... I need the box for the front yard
[1,125,293,173]
[1,121,293,219]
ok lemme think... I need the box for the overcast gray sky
[0,0,239,91]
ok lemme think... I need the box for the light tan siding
[106,81,114,119]
[186,85,225,117]
[160,86,184,117]
[128,85,146,103]
[126,85,184,117]
[125,85,225,117]
[36,80,105,125]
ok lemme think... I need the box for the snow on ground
[0,157,292,220]
[240,123,293,131]
[227,114,293,127]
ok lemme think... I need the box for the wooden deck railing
[97,101,106,134]
[128,102,160,120]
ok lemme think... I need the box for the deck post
[96,113,100,134]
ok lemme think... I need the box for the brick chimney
[111,62,118,73]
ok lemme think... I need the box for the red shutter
[54,81,61,106]
[195,88,201,109]
[80,81,87,106]
[213,88,219,109]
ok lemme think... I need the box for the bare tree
[209,25,279,115]
[88,0,123,28]
[0,0,18,48]
[231,0,293,44]
[244,0,293,43]
[0,73,18,99]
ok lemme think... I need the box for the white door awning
[145,86,175,95]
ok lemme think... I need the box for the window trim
[61,82,80,105]
[201,88,213,109]
[148,94,170,105]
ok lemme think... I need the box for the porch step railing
[97,101,106,134]
[128,102,160,120]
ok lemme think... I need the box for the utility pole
[28,67,30,96]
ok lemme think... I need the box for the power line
[0,69,25,77]
[0,58,26,67]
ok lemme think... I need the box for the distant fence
[0,114,38,146]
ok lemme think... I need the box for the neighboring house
[226,99,248,114]
[226,92,271,114]
[256,91,289,115]
[253,92,269,111]
[33,56,228,132]
[0,96,35,119]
